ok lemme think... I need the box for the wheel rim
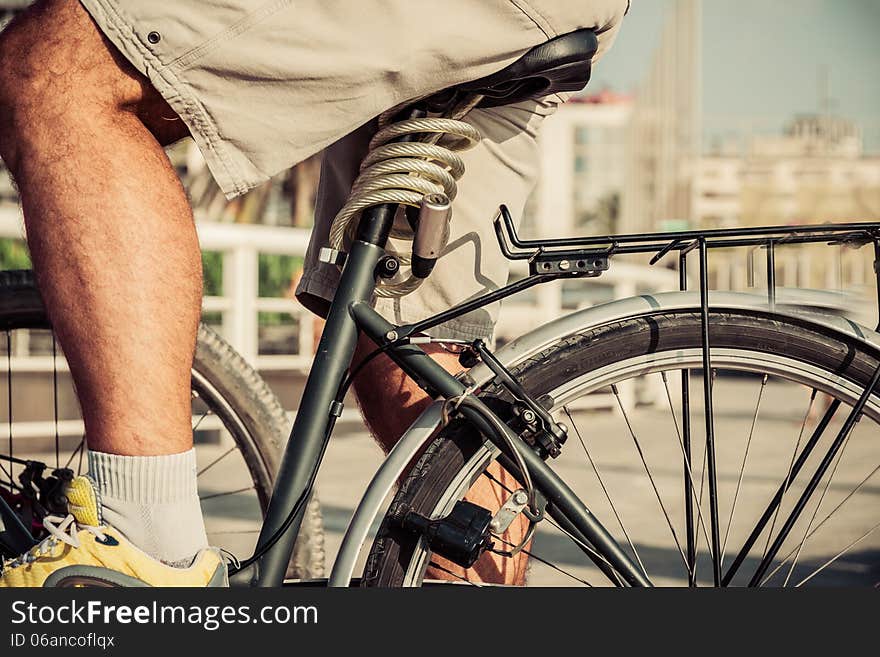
[190,367,273,558]
[401,348,880,587]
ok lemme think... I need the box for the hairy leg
[0,0,196,456]
[352,335,529,584]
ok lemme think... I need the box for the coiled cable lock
[322,96,483,298]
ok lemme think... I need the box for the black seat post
[355,105,428,247]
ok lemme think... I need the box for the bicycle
[1,28,879,587]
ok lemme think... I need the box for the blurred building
[621,0,702,234]
[527,0,701,239]
[695,114,880,309]
[570,92,632,234]
[524,92,632,238]
[696,115,880,228]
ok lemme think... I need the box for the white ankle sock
[87,448,209,566]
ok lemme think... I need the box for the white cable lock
[327,96,483,298]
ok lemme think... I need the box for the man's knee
[0,2,119,162]
[0,0,183,170]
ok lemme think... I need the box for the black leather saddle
[428,28,598,111]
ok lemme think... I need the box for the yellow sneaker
[0,476,227,587]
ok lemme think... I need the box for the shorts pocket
[168,0,294,71]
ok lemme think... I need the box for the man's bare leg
[0,1,206,563]
[0,1,196,457]
[353,336,530,585]
[0,0,527,578]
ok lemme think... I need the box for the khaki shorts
[80,0,629,339]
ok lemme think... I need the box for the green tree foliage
[0,238,31,269]
[259,254,303,325]
[258,253,303,298]
[202,250,223,296]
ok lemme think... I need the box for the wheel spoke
[77,438,85,475]
[782,427,853,586]
[794,520,880,587]
[1,479,23,492]
[760,463,880,584]
[723,397,840,585]
[762,390,817,561]
[496,535,594,586]
[427,561,484,586]
[199,486,254,502]
[65,437,85,470]
[481,467,513,494]
[197,445,237,477]
[0,451,14,482]
[482,466,625,585]
[192,408,213,432]
[724,399,841,584]
[660,372,715,577]
[563,405,648,580]
[611,384,689,572]
[540,515,623,585]
[518,547,594,586]
[748,364,880,586]
[721,374,768,563]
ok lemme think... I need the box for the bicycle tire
[0,270,324,580]
[363,309,880,587]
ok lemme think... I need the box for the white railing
[195,217,315,371]
[0,206,317,372]
[0,204,685,417]
[0,205,684,370]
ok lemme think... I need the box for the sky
[588,0,880,153]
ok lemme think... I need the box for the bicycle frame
[248,201,649,587]
[235,186,880,586]
[245,190,880,587]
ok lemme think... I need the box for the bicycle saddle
[428,28,599,110]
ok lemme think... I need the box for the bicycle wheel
[364,309,880,586]
[0,270,324,580]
